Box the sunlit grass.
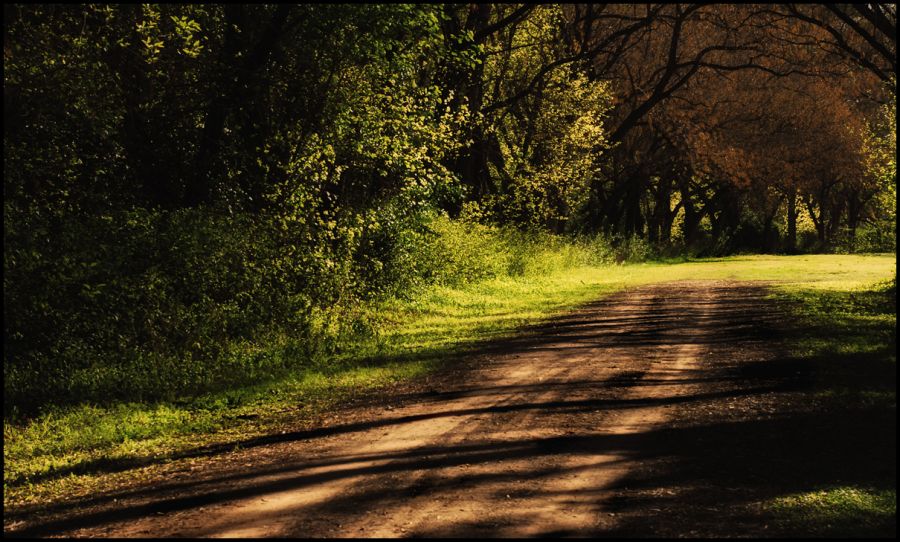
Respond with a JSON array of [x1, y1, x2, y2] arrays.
[[769, 487, 896, 536], [4, 253, 895, 508], [773, 276, 896, 408], [368, 254, 895, 357]]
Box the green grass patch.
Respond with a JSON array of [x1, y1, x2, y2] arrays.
[[770, 277, 896, 410], [4, 252, 896, 508], [769, 487, 896, 537]]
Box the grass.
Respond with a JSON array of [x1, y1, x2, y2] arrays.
[[769, 487, 896, 537], [3, 253, 896, 511], [758, 272, 896, 535]]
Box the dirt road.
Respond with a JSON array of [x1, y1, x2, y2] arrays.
[[7, 280, 892, 537]]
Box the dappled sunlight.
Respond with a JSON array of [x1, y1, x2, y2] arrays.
[[5, 257, 894, 509], [12, 279, 892, 537]]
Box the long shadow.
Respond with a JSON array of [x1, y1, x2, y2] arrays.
[[15, 281, 869, 537], [6, 357, 821, 537], [15, 396, 892, 539], [401, 407, 895, 538], [4, 379, 795, 522], [594, 406, 896, 537], [7, 283, 783, 490], [0, 371, 701, 489]]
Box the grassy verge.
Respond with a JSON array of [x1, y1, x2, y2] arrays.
[[761, 275, 896, 536], [4, 253, 895, 510]]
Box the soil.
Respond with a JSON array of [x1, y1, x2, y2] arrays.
[[5, 280, 895, 538]]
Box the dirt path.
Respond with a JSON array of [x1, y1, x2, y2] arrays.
[[10, 280, 884, 538]]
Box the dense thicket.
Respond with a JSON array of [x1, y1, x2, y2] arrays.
[[4, 4, 896, 415]]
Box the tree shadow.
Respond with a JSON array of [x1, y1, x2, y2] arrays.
[[6, 281, 893, 537], [9, 352, 893, 537], [6, 283, 783, 490]]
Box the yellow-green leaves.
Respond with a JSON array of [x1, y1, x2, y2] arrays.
[[136, 5, 164, 62], [171, 15, 203, 58]]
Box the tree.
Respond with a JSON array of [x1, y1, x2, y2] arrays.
[[781, 4, 896, 85]]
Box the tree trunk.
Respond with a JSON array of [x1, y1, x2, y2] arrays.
[[847, 189, 862, 250], [187, 5, 292, 208], [682, 190, 701, 246], [106, 5, 178, 207], [761, 195, 784, 253], [786, 190, 798, 253], [805, 198, 827, 248], [441, 4, 493, 209]]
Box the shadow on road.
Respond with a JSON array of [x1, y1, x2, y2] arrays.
[[5, 282, 896, 538]]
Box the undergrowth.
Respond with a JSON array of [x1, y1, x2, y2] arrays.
[[3, 232, 894, 510]]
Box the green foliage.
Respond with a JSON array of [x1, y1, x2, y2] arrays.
[[856, 99, 897, 253], [3, 3, 466, 417], [5, 206, 302, 413], [481, 5, 614, 230], [3, 208, 660, 418], [415, 215, 653, 285], [3, 2, 895, 425]]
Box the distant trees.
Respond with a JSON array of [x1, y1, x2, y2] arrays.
[[549, 3, 895, 251]]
